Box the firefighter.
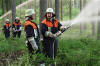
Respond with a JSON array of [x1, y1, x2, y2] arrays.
[[41, 8, 65, 60], [12, 17, 22, 38], [3, 19, 11, 38], [24, 9, 40, 57]]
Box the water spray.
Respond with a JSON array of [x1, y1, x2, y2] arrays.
[[59, 0, 100, 36], [61, 0, 100, 28]]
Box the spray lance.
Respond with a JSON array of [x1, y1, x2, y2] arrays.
[[61, 25, 71, 33], [55, 25, 72, 37]]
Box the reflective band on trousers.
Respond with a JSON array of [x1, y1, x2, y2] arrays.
[[48, 27, 51, 32], [34, 29, 38, 38]]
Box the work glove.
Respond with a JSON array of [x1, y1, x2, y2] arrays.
[[56, 31, 62, 37], [17, 29, 21, 31], [18, 27, 22, 31], [45, 31, 62, 38], [60, 26, 65, 31], [13, 28, 17, 32], [15, 30, 20, 32], [45, 31, 53, 37], [52, 31, 62, 38], [28, 37, 38, 50]]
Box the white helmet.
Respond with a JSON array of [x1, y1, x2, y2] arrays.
[[46, 8, 54, 13], [15, 17, 20, 20], [6, 19, 9, 22], [25, 9, 35, 16]]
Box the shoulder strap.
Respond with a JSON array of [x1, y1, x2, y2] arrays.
[[24, 21, 37, 29]]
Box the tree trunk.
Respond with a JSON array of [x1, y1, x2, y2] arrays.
[[11, 0, 16, 23], [80, 0, 83, 33], [97, 21, 100, 39], [40, 0, 47, 23], [83, 0, 87, 30], [91, 0, 96, 36], [5, 0, 9, 11], [1, 0, 5, 23], [20, 0, 22, 18], [1, 0, 5, 15], [97, 10, 100, 39], [92, 22, 96, 36], [7, 0, 11, 11], [48, 0, 52, 8], [61, 0, 63, 21], [69, 0, 72, 20], [55, 0, 59, 20], [74, 0, 78, 8], [5, 0, 11, 18], [83, 0, 86, 7], [5, 0, 11, 11], [34, 0, 36, 20]]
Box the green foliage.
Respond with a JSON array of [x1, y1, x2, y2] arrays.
[[56, 38, 100, 66], [0, 31, 26, 54], [9, 37, 100, 66], [0, 29, 100, 66], [0, 10, 2, 16], [0, 0, 99, 66], [62, 7, 80, 20], [0, 0, 27, 16], [72, 8, 80, 19]]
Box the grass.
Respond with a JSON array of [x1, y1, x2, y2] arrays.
[[57, 37, 100, 66], [0, 15, 100, 66], [0, 30, 27, 65], [0, 24, 100, 66], [6, 37, 99, 66], [0, 28, 100, 66], [0, 1, 100, 65]]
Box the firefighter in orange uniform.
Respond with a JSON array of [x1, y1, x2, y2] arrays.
[[24, 9, 40, 57], [12, 17, 22, 38], [3, 19, 11, 38], [41, 8, 65, 60]]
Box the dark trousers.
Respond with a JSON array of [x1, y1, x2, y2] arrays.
[[13, 31, 21, 38], [4, 30, 10, 38], [27, 41, 34, 54], [42, 39, 58, 59]]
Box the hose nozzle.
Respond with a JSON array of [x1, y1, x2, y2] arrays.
[[61, 25, 71, 33]]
